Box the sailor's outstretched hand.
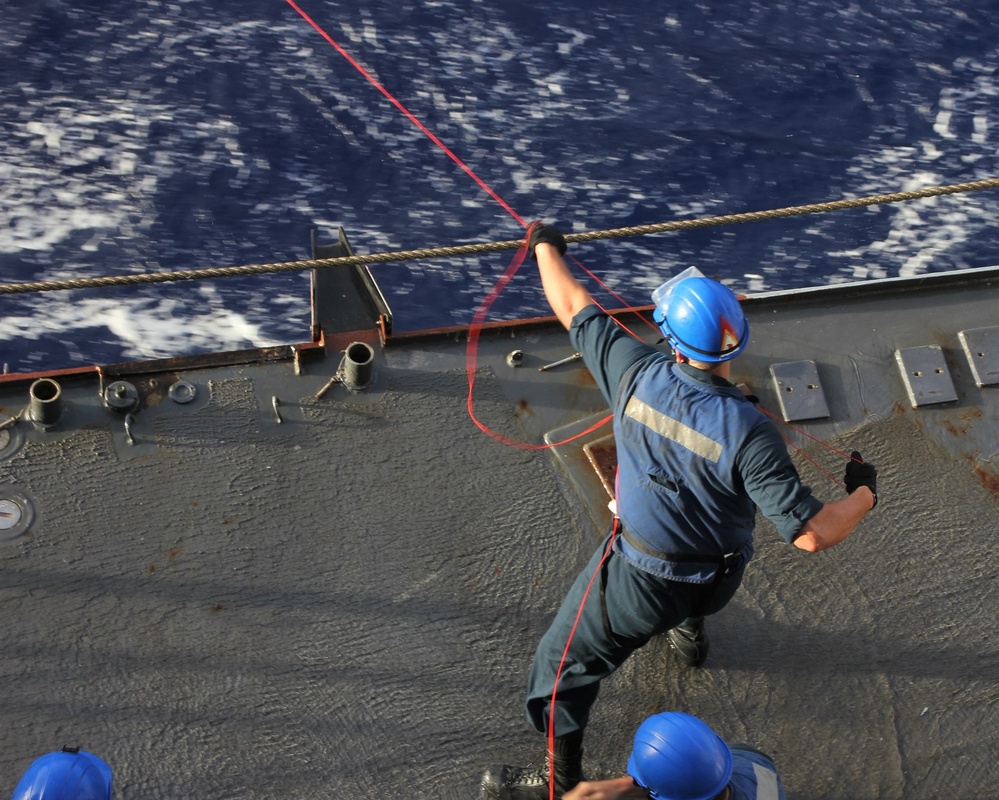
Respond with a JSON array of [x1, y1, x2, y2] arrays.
[[563, 777, 647, 800], [844, 450, 878, 507]]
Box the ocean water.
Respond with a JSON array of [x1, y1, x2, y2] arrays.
[[3, 1, 999, 372]]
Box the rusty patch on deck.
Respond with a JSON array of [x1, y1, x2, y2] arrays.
[[942, 406, 984, 437], [973, 462, 999, 496]]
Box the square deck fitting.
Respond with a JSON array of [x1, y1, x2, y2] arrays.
[[769, 360, 830, 421], [895, 345, 958, 407], [959, 326, 999, 387]]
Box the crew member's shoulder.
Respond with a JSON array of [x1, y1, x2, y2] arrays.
[[569, 303, 609, 328]]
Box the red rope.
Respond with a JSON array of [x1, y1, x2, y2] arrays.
[[464, 233, 612, 448], [284, 1, 858, 481], [279, 17, 856, 799], [284, 0, 525, 226], [755, 404, 868, 489], [545, 521, 619, 800], [284, 3, 616, 450], [567, 254, 661, 338]]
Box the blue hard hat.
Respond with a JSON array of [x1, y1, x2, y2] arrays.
[[652, 277, 749, 363], [10, 748, 112, 800], [626, 712, 733, 800]]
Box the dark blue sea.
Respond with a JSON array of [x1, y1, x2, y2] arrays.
[[3, 1, 999, 372]]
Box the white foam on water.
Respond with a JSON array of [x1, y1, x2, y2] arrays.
[[828, 49, 999, 281], [3, 3, 999, 368]]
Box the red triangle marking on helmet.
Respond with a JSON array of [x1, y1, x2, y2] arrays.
[[719, 317, 740, 352]]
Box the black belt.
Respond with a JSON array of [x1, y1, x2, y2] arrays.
[[597, 525, 744, 641], [620, 525, 743, 576]]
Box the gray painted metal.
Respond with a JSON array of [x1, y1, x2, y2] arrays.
[[959, 325, 999, 387], [769, 360, 831, 422], [896, 346, 959, 408], [0, 266, 998, 799]]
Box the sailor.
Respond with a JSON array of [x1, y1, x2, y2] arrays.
[[10, 746, 113, 800], [480, 224, 878, 799], [563, 711, 786, 800]]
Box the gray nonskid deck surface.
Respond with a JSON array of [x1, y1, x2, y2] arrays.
[[1, 311, 998, 798], [0, 365, 594, 799], [483, 412, 999, 800]]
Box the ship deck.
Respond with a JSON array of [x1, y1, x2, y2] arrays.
[[1, 263, 998, 799]]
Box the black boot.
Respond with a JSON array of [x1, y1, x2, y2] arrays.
[[481, 731, 584, 800], [667, 618, 710, 667]]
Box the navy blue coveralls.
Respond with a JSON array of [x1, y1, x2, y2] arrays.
[[525, 305, 823, 737], [727, 745, 787, 800]]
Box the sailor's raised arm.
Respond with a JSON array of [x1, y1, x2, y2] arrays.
[[528, 223, 595, 330]]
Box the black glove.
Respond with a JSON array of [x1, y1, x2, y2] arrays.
[[844, 450, 878, 507], [527, 222, 567, 259]]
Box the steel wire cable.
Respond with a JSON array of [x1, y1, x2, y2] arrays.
[[2, 177, 998, 296]]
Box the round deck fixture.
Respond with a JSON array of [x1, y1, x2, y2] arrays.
[[0, 426, 23, 463], [0, 499, 22, 529], [104, 380, 139, 412], [0, 489, 35, 544], [169, 380, 197, 404]]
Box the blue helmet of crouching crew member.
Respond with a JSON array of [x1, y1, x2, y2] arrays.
[[627, 712, 733, 800], [653, 275, 749, 363], [10, 747, 113, 800]]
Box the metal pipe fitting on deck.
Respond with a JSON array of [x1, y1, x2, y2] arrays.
[[315, 341, 377, 400], [342, 342, 374, 391], [28, 378, 63, 429]]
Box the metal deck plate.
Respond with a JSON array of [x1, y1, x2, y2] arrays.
[[769, 360, 831, 421], [959, 326, 999, 387], [895, 345, 958, 406]]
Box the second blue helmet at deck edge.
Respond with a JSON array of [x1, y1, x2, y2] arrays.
[[10, 749, 112, 800], [627, 712, 733, 800]]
